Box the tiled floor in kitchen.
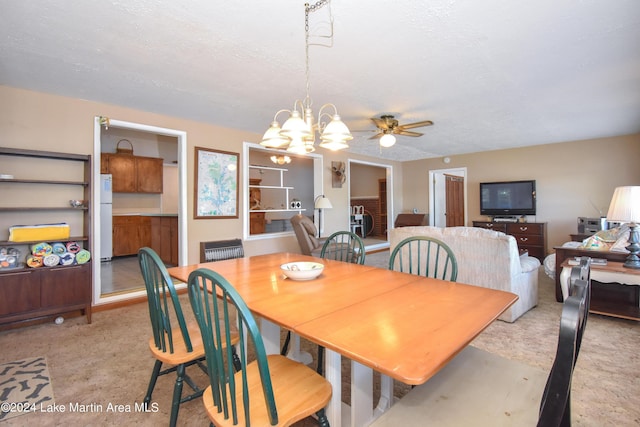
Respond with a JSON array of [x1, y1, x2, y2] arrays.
[[100, 255, 179, 295], [100, 256, 145, 295]]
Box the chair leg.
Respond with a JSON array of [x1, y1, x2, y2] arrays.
[[144, 359, 163, 408], [316, 346, 325, 376], [170, 364, 186, 427], [316, 408, 330, 427], [231, 345, 242, 372], [281, 331, 291, 356]]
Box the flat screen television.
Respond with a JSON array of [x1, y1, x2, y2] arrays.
[[480, 180, 536, 216]]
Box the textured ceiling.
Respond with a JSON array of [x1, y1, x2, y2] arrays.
[[1, 0, 639, 161]]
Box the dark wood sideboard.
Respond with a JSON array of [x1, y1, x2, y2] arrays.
[[472, 221, 547, 262]]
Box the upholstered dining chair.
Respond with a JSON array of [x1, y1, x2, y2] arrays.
[[187, 268, 332, 426], [138, 247, 240, 427], [371, 259, 592, 427], [389, 236, 458, 281]]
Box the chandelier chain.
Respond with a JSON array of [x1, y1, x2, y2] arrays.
[[304, 0, 329, 108]]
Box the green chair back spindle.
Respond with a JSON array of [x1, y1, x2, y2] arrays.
[[389, 236, 458, 281], [139, 247, 193, 354], [320, 230, 366, 264]]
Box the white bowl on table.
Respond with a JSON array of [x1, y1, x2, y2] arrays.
[[280, 261, 324, 281]]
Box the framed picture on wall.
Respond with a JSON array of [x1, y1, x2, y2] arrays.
[[194, 147, 239, 219]]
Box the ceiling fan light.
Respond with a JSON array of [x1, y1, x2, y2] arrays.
[[261, 121, 290, 148], [380, 133, 396, 148], [280, 110, 312, 139]]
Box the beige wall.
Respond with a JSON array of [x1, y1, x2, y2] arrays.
[[402, 135, 640, 251], [350, 162, 386, 198], [0, 85, 403, 262]]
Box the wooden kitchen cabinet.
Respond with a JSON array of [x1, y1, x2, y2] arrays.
[[150, 216, 178, 265], [101, 153, 163, 193], [112, 215, 151, 257]]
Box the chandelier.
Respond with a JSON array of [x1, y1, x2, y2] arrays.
[[260, 0, 353, 154]]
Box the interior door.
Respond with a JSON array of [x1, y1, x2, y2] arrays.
[[445, 174, 464, 227]]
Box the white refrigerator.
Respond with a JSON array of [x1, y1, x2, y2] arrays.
[[100, 174, 113, 261]]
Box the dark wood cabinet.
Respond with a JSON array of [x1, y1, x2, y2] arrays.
[[0, 270, 40, 316], [0, 147, 92, 326], [473, 221, 547, 262], [250, 212, 266, 235], [101, 153, 163, 193]]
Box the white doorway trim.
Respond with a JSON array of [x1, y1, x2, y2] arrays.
[[347, 158, 393, 251], [92, 117, 188, 306], [428, 167, 468, 227]]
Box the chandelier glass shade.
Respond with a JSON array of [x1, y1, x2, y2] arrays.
[[261, 0, 352, 153]]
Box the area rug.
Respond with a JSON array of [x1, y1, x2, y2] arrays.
[[0, 357, 54, 422]]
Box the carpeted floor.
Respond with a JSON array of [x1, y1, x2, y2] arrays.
[[0, 251, 638, 426]]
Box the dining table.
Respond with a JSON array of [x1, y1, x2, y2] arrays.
[[167, 252, 517, 427]]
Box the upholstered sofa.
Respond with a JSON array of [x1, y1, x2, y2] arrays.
[[390, 226, 541, 322]]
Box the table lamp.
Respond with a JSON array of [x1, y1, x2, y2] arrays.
[[314, 195, 332, 238], [606, 186, 640, 269]]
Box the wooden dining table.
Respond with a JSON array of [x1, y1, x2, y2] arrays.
[[168, 252, 517, 427]]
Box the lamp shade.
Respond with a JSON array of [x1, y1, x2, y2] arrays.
[[315, 195, 332, 209], [606, 186, 640, 222]]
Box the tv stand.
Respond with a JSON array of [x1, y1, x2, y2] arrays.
[[473, 221, 547, 262]]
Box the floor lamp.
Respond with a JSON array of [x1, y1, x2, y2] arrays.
[[314, 195, 332, 238], [606, 186, 640, 269]]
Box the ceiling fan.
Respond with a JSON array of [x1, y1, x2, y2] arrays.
[[367, 115, 434, 147]]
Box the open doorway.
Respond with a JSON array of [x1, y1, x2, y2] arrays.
[[348, 159, 392, 252], [92, 118, 187, 307], [429, 167, 467, 227]]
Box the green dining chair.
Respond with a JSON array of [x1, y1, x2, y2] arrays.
[[320, 230, 366, 265], [138, 247, 240, 427], [389, 236, 458, 281], [187, 268, 332, 426]]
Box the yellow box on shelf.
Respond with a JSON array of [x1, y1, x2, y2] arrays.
[[8, 223, 70, 242]]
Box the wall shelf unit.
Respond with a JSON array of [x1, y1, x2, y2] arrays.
[[0, 147, 92, 327]]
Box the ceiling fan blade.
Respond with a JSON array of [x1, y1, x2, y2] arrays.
[[371, 117, 390, 130], [368, 132, 384, 140], [397, 120, 434, 130], [395, 130, 423, 137]]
